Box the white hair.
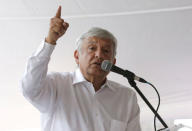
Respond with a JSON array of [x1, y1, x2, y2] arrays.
[[76, 27, 117, 57]]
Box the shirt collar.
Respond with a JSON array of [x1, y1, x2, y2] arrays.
[[72, 68, 87, 85], [72, 68, 116, 92], [101, 79, 116, 92]]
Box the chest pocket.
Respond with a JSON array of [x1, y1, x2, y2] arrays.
[[110, 119, 127, 131]]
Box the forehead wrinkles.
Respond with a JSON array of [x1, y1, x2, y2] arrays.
[[86, 37, 112, 46]]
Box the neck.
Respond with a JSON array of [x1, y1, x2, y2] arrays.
[[84, 73, 106, 92], [90, 76, 106, 91]]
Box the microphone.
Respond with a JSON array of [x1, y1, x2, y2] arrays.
[[101, 60, 147, 83]]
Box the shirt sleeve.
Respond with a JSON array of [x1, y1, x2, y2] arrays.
[[20, 40, 57, 113], [126, 92, 141, 131]]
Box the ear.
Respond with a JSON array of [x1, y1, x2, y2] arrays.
[[112, 58, 116, 65], [74, 50, 79, 65]]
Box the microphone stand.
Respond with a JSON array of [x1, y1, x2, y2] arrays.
[[123, 70, 168, 130]]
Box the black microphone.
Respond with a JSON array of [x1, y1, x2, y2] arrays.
[[101, 60, 147, 83]]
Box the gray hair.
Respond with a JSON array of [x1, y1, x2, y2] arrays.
[[76, 27, 117, 57]]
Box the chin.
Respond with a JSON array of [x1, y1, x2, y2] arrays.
[[88, 69, 107, 76]]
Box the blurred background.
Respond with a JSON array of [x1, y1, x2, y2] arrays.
[[0, 0, 192, 130]]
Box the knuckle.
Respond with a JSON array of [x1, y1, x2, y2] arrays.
[[58, 19, 64, 23], [60, 18, 64, 22]]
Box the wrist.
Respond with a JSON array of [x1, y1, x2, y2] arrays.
[[45, 37, 57, 45]]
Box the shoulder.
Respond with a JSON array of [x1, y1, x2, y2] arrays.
[[47, 71, 73, 81], [46, 71, 75, 91]]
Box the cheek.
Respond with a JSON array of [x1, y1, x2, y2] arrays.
[[104, 54, 113, 60], [79, 50, 95, 63], [79, 53, 91, 64], [84, 51, 94, 58]]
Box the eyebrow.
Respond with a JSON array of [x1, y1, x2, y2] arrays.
[[87, 41, 97, 44]]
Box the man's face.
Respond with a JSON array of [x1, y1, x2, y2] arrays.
[[74, 36, 116, 79]]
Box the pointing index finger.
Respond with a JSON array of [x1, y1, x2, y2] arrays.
[[55, 6, 61, 18]]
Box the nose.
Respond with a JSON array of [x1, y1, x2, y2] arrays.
[[95, 48, 103, 59]]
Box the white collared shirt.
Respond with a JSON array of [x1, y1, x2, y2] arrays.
[[20, 41, 141, 131]]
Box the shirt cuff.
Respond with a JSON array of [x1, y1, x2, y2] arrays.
[[33, 40, 56, 58]]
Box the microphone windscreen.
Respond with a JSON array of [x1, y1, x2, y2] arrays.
[[101, 60, 113, 72]]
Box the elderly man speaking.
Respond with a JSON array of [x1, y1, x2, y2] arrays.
[[20, 6, 141, 131]]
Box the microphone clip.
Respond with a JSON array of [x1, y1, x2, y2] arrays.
[[123, 70, 135, 81]]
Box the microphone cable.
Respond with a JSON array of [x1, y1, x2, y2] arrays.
[[146, 82, 168, 131], [146, 82, 161, 131]]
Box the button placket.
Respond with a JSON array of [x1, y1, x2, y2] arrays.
[[92, 95, 101, 131], [94, 96, 107, 131]]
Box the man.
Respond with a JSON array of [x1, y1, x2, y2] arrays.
[[20, 6, 141, 131]]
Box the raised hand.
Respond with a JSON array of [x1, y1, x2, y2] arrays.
[[46, 6, 69, 45]]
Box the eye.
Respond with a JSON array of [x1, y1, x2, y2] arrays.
[[88, 46, 96, 51], [103, 49, 110, 53]]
